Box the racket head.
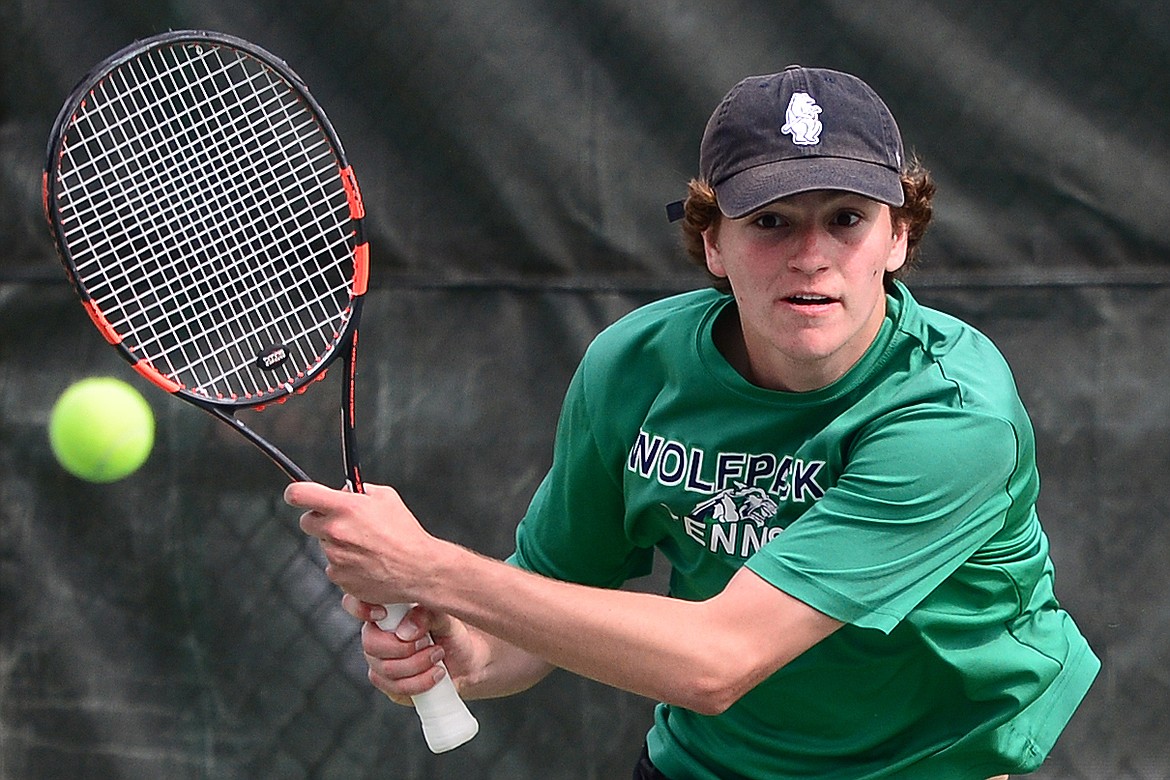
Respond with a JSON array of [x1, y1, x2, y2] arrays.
[[43, 30, 369, 410]]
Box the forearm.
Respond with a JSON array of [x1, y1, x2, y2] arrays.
[[418, 543, 837, 714], [459, 624, 555, 701]]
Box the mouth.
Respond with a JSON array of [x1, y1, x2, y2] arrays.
[[783, 293, 838, 307]]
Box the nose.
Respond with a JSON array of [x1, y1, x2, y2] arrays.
[[787, 225, 831, 274]]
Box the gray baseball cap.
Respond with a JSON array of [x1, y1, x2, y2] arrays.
[[684, 65, 905, 219]]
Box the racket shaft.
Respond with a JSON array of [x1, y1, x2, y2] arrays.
[[377, 603, 480, 753]]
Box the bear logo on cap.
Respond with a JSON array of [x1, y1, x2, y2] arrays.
[[781, 92, 822, 146]]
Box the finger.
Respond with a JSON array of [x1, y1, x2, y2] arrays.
[[368, 653, 448, 700], [362, 620, 448, 697], [361, 618, 426, 659], [298, 509, 326, 538], [341, 593, 388, 623], [390, 605, 434, 642], [366, 634, 445, 673]]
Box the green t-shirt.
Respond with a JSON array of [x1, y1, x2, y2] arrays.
[[511, 282, 1099, 779]]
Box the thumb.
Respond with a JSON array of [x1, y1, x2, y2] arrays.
[[384, 604, 457, 644]]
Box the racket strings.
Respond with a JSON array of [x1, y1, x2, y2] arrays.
[[54, 40, 356, 400], [127, 48, 347, 392], [64, 48, 348, 397], [118, 47, 348, 392]]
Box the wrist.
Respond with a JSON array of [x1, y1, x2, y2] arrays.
[[408, 536, 472, 609]]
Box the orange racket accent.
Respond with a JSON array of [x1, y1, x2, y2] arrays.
[[41, 171, 50, 224], [131, 359, 183, 394], [353, 243, 370, 295], [341, 165, 365, 219], [347, 330, 360, 415], [81, 300, 123, 345]]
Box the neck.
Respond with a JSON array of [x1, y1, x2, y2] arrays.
[[712, 298, 887, 393]]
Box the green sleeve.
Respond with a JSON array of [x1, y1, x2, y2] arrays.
[[509, 359, 654, 587], [746, 406, 1026, 632]]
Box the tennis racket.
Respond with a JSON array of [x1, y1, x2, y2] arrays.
[[42, 29, 478, 754]]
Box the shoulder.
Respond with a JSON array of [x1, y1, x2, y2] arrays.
[[889, 283, 1024, 414], [557, 288, 728, 461], [868, 285, 1038, 489], [579, 287, 727, 381], [590, 288, 725, 348]]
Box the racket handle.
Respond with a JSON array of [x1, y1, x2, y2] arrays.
[[375, 602, 480, 753]]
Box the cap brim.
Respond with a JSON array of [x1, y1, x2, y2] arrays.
[[714, 157, 905, 218]]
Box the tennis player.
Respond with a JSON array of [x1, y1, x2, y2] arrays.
[[290, 65, 1099, 779]]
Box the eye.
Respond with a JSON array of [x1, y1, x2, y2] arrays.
[[753, 212, 787, 229], [831, 210, 863, 228]]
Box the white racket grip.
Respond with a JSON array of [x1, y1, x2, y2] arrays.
[[375, 602, 479, 753]]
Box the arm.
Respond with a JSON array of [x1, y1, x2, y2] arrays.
[[291, 483, 842, 715], [433, 548, 840, 714]]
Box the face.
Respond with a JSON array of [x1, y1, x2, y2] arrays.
[[703, 190, 908, 392]]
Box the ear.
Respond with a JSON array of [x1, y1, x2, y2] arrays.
[[885, 218, 909, 275], [703, 228, 728, 279]]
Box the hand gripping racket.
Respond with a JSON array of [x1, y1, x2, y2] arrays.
[[42, 30, 479, 753]]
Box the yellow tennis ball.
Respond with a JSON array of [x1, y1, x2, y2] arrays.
[[49, 377, 155, 483]]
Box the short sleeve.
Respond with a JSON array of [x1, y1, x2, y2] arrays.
[[745, 406, 1023, 633], [509, 360, 655, 587]]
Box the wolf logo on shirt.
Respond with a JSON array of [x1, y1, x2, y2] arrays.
[[661, 486, 786, 558], [692, 483, 778, 526]]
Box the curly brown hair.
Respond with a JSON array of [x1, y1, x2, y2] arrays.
[[680, 161, 936, 293]]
